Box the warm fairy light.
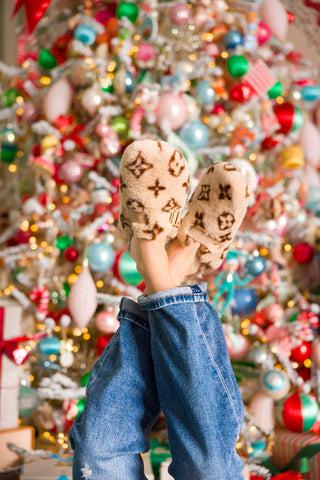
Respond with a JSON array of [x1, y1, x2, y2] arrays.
[[73, 346, 79, 352], [30, 224, 39, 232], [292, 362, 299, 369], [62, 196, 70, 203], [189, 53, 197, 61], [43, 431, 50, 438], [107, 61, 117, 72], [58, 433, 64, 438], [250, 425, 257, 431], [8, 164, 17, 172], [40, 76, 51, 85], [276, 96, 284, 104], [259, 248, 268, 256], [202, 116, 210, 124], [16, 108, 24, 116], [17, 150, 24, 158], [271, 346, 278, 353], [40, 241, 48, 247], [106, 196, 112, 203], [284, 243, 292, 252], [74, 265, 82, 274], [58, 438, 64, 445], [202, 32, 214, 42], [241, 319, 250, 328], [16, 96, 24, 104], [20, 220, 29, 231], [29, 375, 35, 382], [134, 34, 141, 41], [83, 333, 91, 340], [48, 203, 56, 211], [54, 326, 61, 332], [68, 273, 78, 284], [49, 436, 55, 442], [62, 443, 69, 450], [29, 236, 36, 243], [37, 253, 44, 259], [221, 51, 229, 59], [38, 323, 46, 330], [287, 300, 294, 308], [73, 328, 82, 337], [247, 447, 253, 454], [304, 359, 312, 368], [108, 216, 115, 223], [135, 97, 142, 105], [25, 345, 32, 352], [49, 355, 57, 361], [22, 61, 30, 68], [96, 280, 104, 288], [30, 244, 38, 250], [60, 184, 68, 193], [242, 328, 249, 335], [249, 153, 256, 161], [47, 246, 54, 253]]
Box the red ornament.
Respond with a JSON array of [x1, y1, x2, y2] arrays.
[[12, 0, 53, 33], [292, 243, 314, 264], [274, 102, 295, 134], [229, 84, 254, 103], [271, 473, 304, 480], [296, 365, 311, 381], [63, 246, 79, 262], [212, 104, 225, 114], [290, 341, 312, 364], [287, 11, 295, 23], [261, 136, 279, 150], [96, 334, 114, 356]]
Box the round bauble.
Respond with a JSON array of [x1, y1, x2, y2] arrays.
[[156, 93, 188, 131], [95, 310, 119, 334], [260, 369, 290, 400], [195, 80, 215, 105], [87, 242, 115, 272], [169, 2, 191, 25], [277, 392, 319, 432], [290, 341, 312, 364], [179, 121, 209, 150]]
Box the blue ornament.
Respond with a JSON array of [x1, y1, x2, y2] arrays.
[[231, 288, 258, 316], [224, 30, 243, 49], [305, 186, 320, 214], [39, 336, 61, 356], [124, 71, 135, 93], [195, 80, 215, 106], [301, 85, 320, 102], [249, 439, 268, 458], [246, 256, 266, 276], [179, 121, 209, 150], [74, 25, 97, 46], [87, 242, 115, 272], [57, 476, 70, 480]]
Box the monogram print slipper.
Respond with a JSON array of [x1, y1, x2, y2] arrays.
[[119, 139, 190, 248], [177, 161, 250, 269]]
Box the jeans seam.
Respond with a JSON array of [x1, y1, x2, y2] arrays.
[[118, 313, 150, 332], [196, 315, 241, 428], [140, 293, 208, 310]]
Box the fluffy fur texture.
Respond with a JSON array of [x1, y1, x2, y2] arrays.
[[177, 161, 250, 269], [119, 139, 190, 247]]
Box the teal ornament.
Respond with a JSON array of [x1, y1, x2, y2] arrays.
[[231, 288, 258, 316], [118, 251, 143, 286], [305, 186, 320, 213], [224, 30, 243, 49], [39, 336, 61, 356], [261, 369, 290, 400], [246, 256, 266, 276], [74, 25, 97, 46], [19, 385, 41, 417], [179, 121, 209, 150], [87, 242, 115, 272], [116, 2, 139, 23], [141, 16, 158, 41], [124, 70, 134, 93], [301, 85, 320, 102], [57, 477, 70, 480], [249, 439, 268, 458], [195, 80, 215, 105]]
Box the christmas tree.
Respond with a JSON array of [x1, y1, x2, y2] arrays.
[[1, 0, 320, 477]]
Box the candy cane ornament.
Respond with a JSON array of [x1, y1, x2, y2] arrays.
[[30, 285, 50, 320]]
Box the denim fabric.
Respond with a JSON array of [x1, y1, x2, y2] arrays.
[[69, 283, 244, 480]]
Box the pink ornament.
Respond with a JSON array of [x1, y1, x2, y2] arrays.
[[228, 332, 250, 360], [137, 42, 156, 62], [95, 310, 119, 334], [169, 2, 191, 25], [261, 0, 288, 42], [312, 338, 320, 368], [22, 103, 40, 122], [43, 78, 73, 124], [193, 6, 208, 29], [204, 43, 220, 58], [95, 122, 111, 138], [265, 303, 284, 323], [59, 160, 84, 183], [257, 21, 271, 46], [68, 266, 97, 328], [259, 212, 289, 236], [156, 93, 188, 130], [298, 117, 320, 168], [100, 132, 121, 156], [249, 391, 275, 431]]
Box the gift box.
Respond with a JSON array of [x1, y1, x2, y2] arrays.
[[0, 300, 23, 430], [20, 455, 73, 480], [0, 426, 34, 471], [271, 430, 320, 480]]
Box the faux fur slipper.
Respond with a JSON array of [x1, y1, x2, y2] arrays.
[[119, 139, 190, 247], [177, 161, 250, 269]]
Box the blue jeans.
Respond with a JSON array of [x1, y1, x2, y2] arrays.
[[69, 283, 244, 480]]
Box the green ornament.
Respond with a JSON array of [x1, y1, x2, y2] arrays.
[[1, 147, 17, 163], [227, 55, 249, 77], [119, 251, 143, 286], [76, 398, 86, 417], [63, 281, 70, 298], [56, 236, 73, 251], [116, 2, 139, 23], [81, 372, 91, 387], [1, 88, 21, 108], [289, 313, 298, 322], [38, 49, 57, 69], [268, 81, 283, 99], [110, 116, 130, 139], [292, 106, 304, 132]]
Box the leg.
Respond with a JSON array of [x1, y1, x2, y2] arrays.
[[69, 298, 161, 480]]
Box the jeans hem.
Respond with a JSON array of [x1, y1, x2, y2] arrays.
[[138, 282, 208, 311]]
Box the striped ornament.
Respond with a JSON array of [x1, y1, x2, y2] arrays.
[[277, 392, 319, 433]]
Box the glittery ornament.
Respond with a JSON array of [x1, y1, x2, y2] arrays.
[[169, 2, 192, 25]]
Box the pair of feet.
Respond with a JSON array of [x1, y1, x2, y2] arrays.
[[119, 139, 250, 295]]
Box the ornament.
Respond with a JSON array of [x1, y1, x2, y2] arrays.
[[68, 266, 97, 328], [21, 103, 40, 122], [63, 246, 79, 262], [257, 21, 271, 45], [69, 61, 93, 87], [280, 145, 304, 169], [224, 30, 243, 49], [59, 350, 74, 368], [274, 103, 304, 135], [30, 286, 50, 320], [1, 88, 21, 107], [290, 341, 312, 363], [39, 336, 61, 356], [179, 121, 209, 150], [292, 243, 314, 264], [73, 25, 97, 46], [43, 78, 73, 124], [231, 288, 259, 316], [141, 16, 158, 41], [100, 132, 121, 157], [249, 391, 275, 430], [96, 334, 113, 355], [56, 236, 73, 251], [95, 122, 111, 138], [116, 2, 139, 23], [113, 68, 135, 94], [169, 2, 192, 25], [227, 55, 249, 77], [38, 49, 57, 69], [272, 474, 304, 480], [301, 85, 320, 102], [246, 256, 266, 276], [268, 81, 283, 99], [0, 128, 18, 163], [228, 332, 250, 360], [113, 250, 143, 287], [95, 310, 119, 334], [156, 93, 188, 131], [260, 369, 290, 400], [81, 86, 102, 116], [247, 345, 268, 365], [137, 42, 156, 63], [110, 116, 130, 140], [261, 0, 288, 42], [298, 117, 320, 166], [195, 80, 215, 106], [265, 303, 284, 323], [312, 338, 320, 368], [87, 242, 115, 273], [277, 392, 319, 432], [13, 0, 53, 33], [59, 160, 84, 183], [81, 372, 91, 387], [229, 84, 254, 103]]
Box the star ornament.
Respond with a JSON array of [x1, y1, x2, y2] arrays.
[[12, 0, 52, 33]]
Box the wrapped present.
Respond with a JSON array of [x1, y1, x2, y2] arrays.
[[271, 430, 320, 480], [0, 300, 23, 430], [20, 455, 73, 480], [149, 438, 171, 476], [0, 426, 34, 471]]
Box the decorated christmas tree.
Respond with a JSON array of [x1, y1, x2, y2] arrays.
[[1, 0, 320, 477]]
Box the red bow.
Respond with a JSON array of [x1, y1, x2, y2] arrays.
[[12, 0, 52, 33], [0, 332, 47, 366]]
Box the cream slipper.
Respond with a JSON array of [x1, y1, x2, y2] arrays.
[[177, 161, 250, 269], [119, 139, 190, 248]]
